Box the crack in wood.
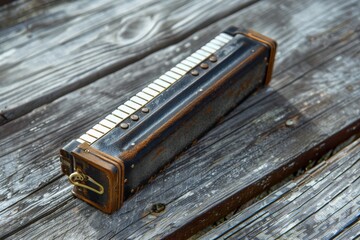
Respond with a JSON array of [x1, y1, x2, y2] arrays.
[[0, 0, 359, 238], [0, 0, 259, 126]]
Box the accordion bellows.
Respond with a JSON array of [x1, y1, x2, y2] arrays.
[[60, 26, 277, 213]]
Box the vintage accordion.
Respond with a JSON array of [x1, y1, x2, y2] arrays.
[[60, 26, 277, 213]]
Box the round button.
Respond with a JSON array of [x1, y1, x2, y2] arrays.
[[141, 107, 149, 113], [191, 70, 199, 76], [120, 123, 129, 129], [209, 55, 217, 62], [200, 63, 209, 69], [130, 115, 139, 121]]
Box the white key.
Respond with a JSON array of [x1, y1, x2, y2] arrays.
[[165, 71, 181, 80], [87, 129, 103, 139], [93, 124, 111, 134], [160, 75, 176, 84], [219, 33, 232, 41], [99, 119, 117, 128], [186, 56, 200, 64], [215, 35, 228, 44], [80, 134, 97, 144], [191, 52, 206, 61], [106, 114, 122, 124], [211, 38, 225, 46], [154, 79, 171, 88], [137, 91, 153, 101], [118, 105, 136, 114], [196, 49, 211, 57], [125, 100, 142, 110], [171, 67, 186, 75], [202, 45, 216, 53], [216, 35, 231, 43], [209, 40, 222, 48], [148, 83, 165, 92], [181, 59, 197, 68], [200, 47, 213, 55], [131, 96, 147, 105], [143, 87, 159, 97], [77, 138, 85, 144], [112, 109, 129, 119], [176, 63, 191, 72], [205, 43, 219, 51], [207, 42, 221, 50]]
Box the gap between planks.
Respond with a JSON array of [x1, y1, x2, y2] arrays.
[[0, 0, 359, 238], [0, 0, 259, 125], [6, 28, 360, 240], [199, 138, 360, 240]]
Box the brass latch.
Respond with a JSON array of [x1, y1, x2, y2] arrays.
[[69, 171, 104, 195]]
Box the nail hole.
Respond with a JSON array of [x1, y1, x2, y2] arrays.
[[285, 119, 295, 127], [151, 203, 166, 214]]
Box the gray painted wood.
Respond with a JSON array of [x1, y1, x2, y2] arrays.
[[8, 45, 360, 239], [0, 0, 359, 239], [200, 139, 360, 240], [0, 0, 256, 124], [1, 0, 358, 215], [0, 0, 59, 29]]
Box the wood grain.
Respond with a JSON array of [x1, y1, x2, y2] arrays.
[[0, 0, 359, 238], [0, 0, 61, 29], [0, 0, 257, 124], [200, 138, 360, 240], [1, 0, 357, 213], [8, 42, 360, 239]]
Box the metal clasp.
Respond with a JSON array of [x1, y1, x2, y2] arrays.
[[69, 171, 104, 195]]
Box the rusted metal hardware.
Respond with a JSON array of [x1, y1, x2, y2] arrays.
[[69, 171, 104, 195], [60, 26, 277, 213]]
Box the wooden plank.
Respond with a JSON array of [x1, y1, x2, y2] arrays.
[[0, 1, 17, 8], [8, 45, 360, 239], [0, 0, 357, 213], [0, 0, 257, 124], [0, 0, 359, 238], [334, 220, 360, 240], [0, 0, 60, 30], [200, 139, 360, 240], [123, 47, 360, 239]]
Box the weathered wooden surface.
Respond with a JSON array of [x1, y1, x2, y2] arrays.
[[200, 138, 360, 240], [0, 0, 256, 124], [0, 0, 359, 239]]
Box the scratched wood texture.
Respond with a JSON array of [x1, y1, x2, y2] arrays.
[[0, 0, 359, 239], [200, 138, 360, 240], [0, 0, 256, 124]]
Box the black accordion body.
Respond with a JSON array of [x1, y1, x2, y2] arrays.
[[60, 26, 277, 213]]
